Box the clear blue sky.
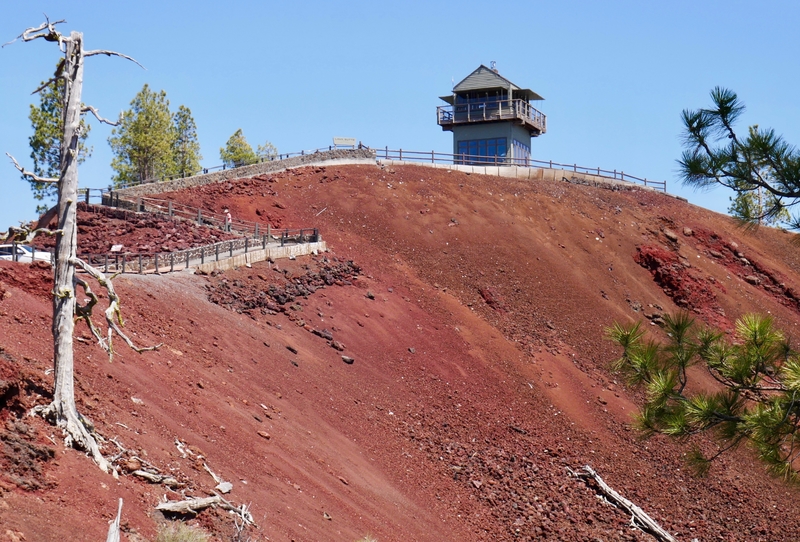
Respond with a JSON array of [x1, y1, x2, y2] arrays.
[[2, 1, 800, 227]]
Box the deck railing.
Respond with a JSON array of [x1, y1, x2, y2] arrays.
[[437, 99, 547, 134]]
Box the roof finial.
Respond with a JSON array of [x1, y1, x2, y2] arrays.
[[490, 60, 497, 73]]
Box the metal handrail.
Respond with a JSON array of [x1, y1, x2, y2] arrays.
[[77, 142, 664, 196], [78, 228, 320, 275], [109, 144, 364, 191], [371, 147, 666, 191]]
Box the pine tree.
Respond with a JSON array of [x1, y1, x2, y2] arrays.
[[608, 312, 800, 482], [220, 128, 257, 168], [679, 87, 800, 228], [257, 141, 278, 161], [171, 105, 202, 178], [27, 66, 91, 209], [108, 84, 175, 186]]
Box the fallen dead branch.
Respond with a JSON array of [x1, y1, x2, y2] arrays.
[[105, 498, 122, 542], [569, 465, 677, 542], [132, 470, 181, 488], [156, 495, 221, 515], [156, 494, 256, 527]]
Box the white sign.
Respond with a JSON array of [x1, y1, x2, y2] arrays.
[[333, 137, 357, 148]]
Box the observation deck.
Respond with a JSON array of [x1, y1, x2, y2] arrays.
[[437, 98, 546, 137]]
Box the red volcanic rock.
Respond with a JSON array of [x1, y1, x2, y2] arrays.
[[3, 164, 800, 541]]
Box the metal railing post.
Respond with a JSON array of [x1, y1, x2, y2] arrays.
[[215, 244, 219, 261], [168, 201, 173, 217], [170, 253, 174, 272], [229, 241, 233, 257], [254, 223, 259, 238], [245, 238, 248, 253], [138, 254, 143, 274], [155, 254, 159, 273]]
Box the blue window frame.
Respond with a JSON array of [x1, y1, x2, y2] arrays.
[[457, 137, 507, 164], [512, 139, 531, 166]]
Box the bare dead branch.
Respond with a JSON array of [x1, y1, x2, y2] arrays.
[[215, 493, 256, 527], [156, 496, 222, 515], [155, 495, 256, 526], [4, 224, 60, 245], [105, 498, 123, 542], [132, 470, 181, 488], [81, 105, 118, 125], [569, 466, 677, 542], [74, 276, 107, 348], [70, 256, 162, 360], [31, 75, 63, 96], [3, 16, 68, 50], [6, 153, 58, 184], [84, 50, 145, 70]]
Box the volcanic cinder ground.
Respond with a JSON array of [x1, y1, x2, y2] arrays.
[[2, 163, 800, 541]]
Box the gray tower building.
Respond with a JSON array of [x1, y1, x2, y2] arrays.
[[437, 64, 546, 165]]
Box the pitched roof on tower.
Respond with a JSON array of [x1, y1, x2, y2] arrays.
[[439, 65, 544, 104]]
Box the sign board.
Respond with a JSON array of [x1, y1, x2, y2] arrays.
[[333, 137, 357, 148]]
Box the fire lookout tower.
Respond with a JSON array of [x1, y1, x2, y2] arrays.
[[437, 63, 546, 165]]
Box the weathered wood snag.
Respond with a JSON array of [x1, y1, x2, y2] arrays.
[[570, 465, 678, 542], [4, 17, 155, 472]]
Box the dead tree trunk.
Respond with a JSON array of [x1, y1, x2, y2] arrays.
[[39, 31, 109, 470], [24, 31, 101, 469], [6, 18, 148, 472]]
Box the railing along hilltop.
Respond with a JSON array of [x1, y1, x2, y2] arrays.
[[372, 147, 666, 191]]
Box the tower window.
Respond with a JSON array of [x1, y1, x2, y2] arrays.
[[457, 138, 507, 164], [512, 139, 531, 165]]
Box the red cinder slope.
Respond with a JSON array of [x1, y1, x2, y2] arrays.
[[1, 164, 800, 541]]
